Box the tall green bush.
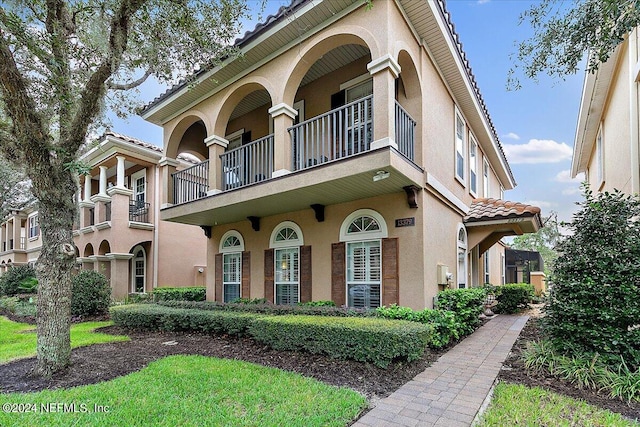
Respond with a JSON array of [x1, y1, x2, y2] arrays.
[[71, 271, 111, 316], [435, 288, 487, 335], [153, 286, 206, 302], [0, 264, 36, 296], [545, 188, 640, 370], [494, 283, 534, 314]]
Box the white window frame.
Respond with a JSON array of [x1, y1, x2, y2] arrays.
[[501, 253, 506, 285], [596, 124, 604, 188], [457, 224, 468, 289], [469, 134, 478, 196], [225, 128, 244, 152], [131, 245, 146, 293], [455, 108, 466, 185], [28, 214, 39, 240], [220, 230, 244, 303], [483, 158, 490, 198], [130, 169, 147, 205], [340, 209, 388, 309], [270, 221, 303, 305], [484, 251, 490, 284]]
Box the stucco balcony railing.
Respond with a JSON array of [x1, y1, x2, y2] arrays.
[[220, 134, 274, 191], [288, 95, 373, 171], [173, 160, 209, 205]]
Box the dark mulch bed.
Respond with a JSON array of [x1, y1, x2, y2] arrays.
[[0, 323, 446, 400], [499, 316, 640, 421]]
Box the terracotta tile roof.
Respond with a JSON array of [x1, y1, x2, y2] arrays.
[[464, 198, 541, 224], [102, 131, 199, 164]]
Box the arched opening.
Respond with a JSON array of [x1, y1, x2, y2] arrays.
[[130, 244, 147, 293], [215, 83, 274, 191], [83, 243, 94, 257], [396, 50, 422, 163], [457, 224, 468, 289], [98, 240, 111, 256], [286, 37, 373, 171], [340, 209, 387, 309], [269, 221, 304, 305]]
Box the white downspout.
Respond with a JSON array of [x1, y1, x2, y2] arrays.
[[630, 28, 640, 194], [153, 165, 160, 288]]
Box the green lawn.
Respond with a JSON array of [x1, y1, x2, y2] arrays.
[[478, 382, 640, 427], [0, 355, 367, 427], [0, 316, 129, 364]]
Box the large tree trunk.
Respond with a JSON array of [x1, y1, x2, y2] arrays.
[[33, 167, 78, 377]]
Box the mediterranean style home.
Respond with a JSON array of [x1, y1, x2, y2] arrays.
[[0, 132, 207, 299], [573, 27, 640, 194], [140, 0, 542, 309]]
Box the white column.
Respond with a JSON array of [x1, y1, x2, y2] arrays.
[[368, 54, 401, 150], [99, 166, 108, 196], [83, 175, 92, 201], [116, 156, 126, 189], [269, 103, 297, 178]]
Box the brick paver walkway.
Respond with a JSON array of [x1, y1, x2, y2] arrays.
[[353, 315, 529, 427]]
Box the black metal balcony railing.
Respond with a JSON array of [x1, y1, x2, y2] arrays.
[[173, 160, 209, 205], [288, 95, 373, 172], [395, 101, 416, 161], [9, 238, 14, 250], [1, 241, 5, 252], [220, 134, 274, 191], [105, 201, 112, 222], [130, 200, 150, 223], [89, 207, 95, 226]]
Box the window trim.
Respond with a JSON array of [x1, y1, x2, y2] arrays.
[[339, 209, 388, 242], [28, 214, 39, 240], [484, 251, 490, 284], [131, 245, 146, 293], [483, 158, 490, 198], [346, 239, 382, 309], [457, 223, 468, 289], [219, 230, 245, 253], [454, 107, 466, 186], [269, 221, 304, 249], [222, 252, 242, 303], [274, 246, 300, 305], [130, 169, 147, 204], [469, 133, 478, 197]]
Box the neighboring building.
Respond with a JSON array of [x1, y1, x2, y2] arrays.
[[573, 27, 640, 193], [0, 206, 41, 274], [1, 132, 207, 299], [504, 248, 544, 285], [141, 0, 542, 309]]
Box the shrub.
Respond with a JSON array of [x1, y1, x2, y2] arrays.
[[247, 315, 432, 368], [545, 188, 640, 370], [18, 277, 38, 294], [0, 265, 36, 296], [153, 286, 206, 302], [435, 288, 487, 335], [297, 300, 336, 307], [375, 305, 460, 348], [110, 304, 260, 335], [494, 283, 534, 314], [71, 271, 111, 316], [232, 297, 268, 304], [157, 300, 374, 318]]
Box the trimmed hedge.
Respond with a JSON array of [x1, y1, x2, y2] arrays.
[[375, 305, 460, 349], [248, 315, 432, 368], [110, 304, 432, 368], [435, 288, 487, 335], [152, 286, 206, 302], [157, 300, 373, 317], [494, 283, 534, 314], [110, 304, 260, 335]]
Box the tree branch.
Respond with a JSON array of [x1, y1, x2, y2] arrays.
[[106, 67, 153, 90], [0, 29, 50, 161], [62, 0, 148, 155]]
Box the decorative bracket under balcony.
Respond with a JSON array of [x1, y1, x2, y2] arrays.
[[200, 226, 212, 239], [310, 204, 325, 222], [247, 216, 260, 232], [403, 185, 420, 209]]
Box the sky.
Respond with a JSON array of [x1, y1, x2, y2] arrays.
[[109, 0, 586, 225]]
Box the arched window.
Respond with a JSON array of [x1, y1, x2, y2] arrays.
[[131, 245, 146, 293], [340, 209, 387, 309], [270, 221, 303, 305], [457, 224, 467, 289], [219, 230, 244, 303]]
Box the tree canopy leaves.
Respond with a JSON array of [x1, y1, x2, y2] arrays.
[[510, 0, 640, 89]]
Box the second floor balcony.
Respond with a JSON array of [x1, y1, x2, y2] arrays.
[[171, 97, 416, 206]]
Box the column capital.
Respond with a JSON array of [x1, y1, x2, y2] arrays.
[[367, 54, 401, 78], [159, 156, 180, 167], [268, 103, 298, 119], [204, 135, 229, 148]]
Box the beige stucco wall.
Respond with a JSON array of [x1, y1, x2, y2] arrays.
[[206, 191, 427, 309], [156, 220, 207, 287]]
